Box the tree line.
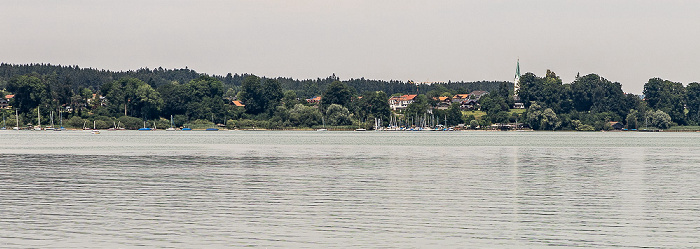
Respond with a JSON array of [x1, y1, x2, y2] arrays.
[[479, 70, 698, 130], [0, 63, 504, 129], [3, 63, 696, 131]]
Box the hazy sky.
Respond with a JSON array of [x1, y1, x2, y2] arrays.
[[2, 0, 699, 94]]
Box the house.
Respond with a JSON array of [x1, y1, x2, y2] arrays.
[[469, 91, 489, 100], [447, 94, 473, 109], [0, 94, 12, 109], [389, 94, 417, 110], [433, 96, 452, 109], [462, 99, 479, 109], [232, 100, 245, 107], [452, 94, 470, 102], [609, 121, 624, 130], [306, 96, 321, 104]]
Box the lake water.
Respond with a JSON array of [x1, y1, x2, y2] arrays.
[[1, 130, 699, 248]]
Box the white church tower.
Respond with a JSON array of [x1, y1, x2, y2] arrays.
[[514, 59, 521, 96], [513, 59, 525, 108]]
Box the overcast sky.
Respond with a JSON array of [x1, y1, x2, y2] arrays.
[[2, 0, 699, 94]]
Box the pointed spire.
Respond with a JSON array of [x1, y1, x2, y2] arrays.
[[514, 59, 521, 81]]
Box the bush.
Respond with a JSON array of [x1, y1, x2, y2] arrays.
[[154, 119, 170, 129], [94, 120, 110, 129], [469, 119, 479, 129], [118, 116, 144, 130], [226, 119, 237, 129], [187, 119, 214, 129], [66, 116, 85, 128], [577, 124, 595, 131]]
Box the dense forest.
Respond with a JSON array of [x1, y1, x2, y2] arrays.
[[2, 63, 697, 131], [0, 63, 507, 129]]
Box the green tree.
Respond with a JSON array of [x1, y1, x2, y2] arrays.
[[6, 75, 50, 113], [356, 91, 391, 125], [517, 70, 569, 113], [479, 93, 509, 116], [645, 109, 673, 129], [686, 82, 700, 124], [134, 84, 163, 119], [184, 76, 225, 120], [288, 104, 321, 127], [526, 102, 560, 130], [281, 90, 302, 109], [321, 81, 353, 110], [626, 109, 639, 130], [643, 78, 686, 125], [326, 104, 351, 126], [446, 103, 464, 126], [570, 74, 626, 117], [238, 75, 265, 115], [101, 78, 144, 117], [262, 78, 283, 113]]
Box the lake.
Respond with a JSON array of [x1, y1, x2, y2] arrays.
[[1, 130, 699, 248]]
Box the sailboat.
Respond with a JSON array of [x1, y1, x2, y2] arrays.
[[138, 121, 151, 131], [166, 115, 176, 131], [45, 111, 55, 131], [91, 120, 100, 134], [316, 116, 327, 131], [54, 110, 63, 131], [33, 107, 42, 130]]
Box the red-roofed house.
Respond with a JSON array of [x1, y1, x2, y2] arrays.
[[306, 96, 322, 104], [389, 94, 417, 110], [452, 94, 470, 102], [232, 100, 245, 107], [1, 95, 13, 109], [433, 96, 452, 109]]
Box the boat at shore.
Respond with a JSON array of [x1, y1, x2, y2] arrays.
[[138, 121, 151, 131], [166, 115, 176, 131]]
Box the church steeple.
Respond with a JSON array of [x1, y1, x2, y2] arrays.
[[514, 59, 521, 82], [514, 59, 521, 96]]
